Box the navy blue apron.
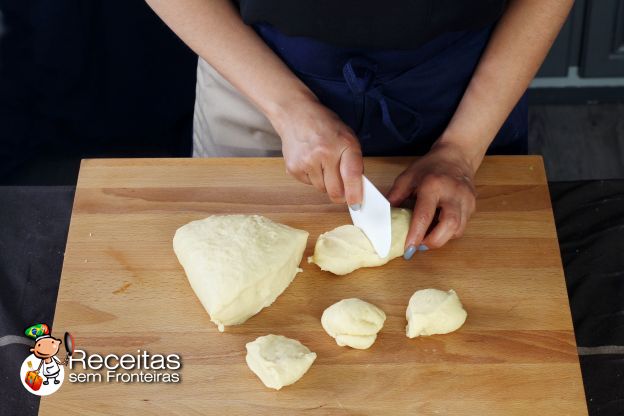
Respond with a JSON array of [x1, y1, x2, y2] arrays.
[[255, 23, 528, 156]]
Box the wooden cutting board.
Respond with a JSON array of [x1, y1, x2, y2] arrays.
[[41, 157, 586, 415]]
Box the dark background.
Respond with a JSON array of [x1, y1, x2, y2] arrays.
[[0, 1, 623, 416], [0, 0, 197, 185], [0, 0, 623, 184]]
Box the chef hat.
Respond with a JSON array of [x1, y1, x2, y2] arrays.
[[25, 323, 51, 341]]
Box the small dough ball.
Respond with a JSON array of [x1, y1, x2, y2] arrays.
[[321, 298, 386, 349], [308, 208, 411, 275], [406, 289, 467, 338], [245, 334, 317, 390]]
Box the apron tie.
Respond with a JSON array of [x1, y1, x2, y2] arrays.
[[342, 57, 423, 143]]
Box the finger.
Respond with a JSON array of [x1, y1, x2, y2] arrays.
[[322, 158, 345, 203], [289, 170, 312, 185], [307, 164, 326, 193], [422, 202, 462, 249], [452, 204, 469, 239], [285, 161, 312, 185], [387, 170, 416, 207], [403, 192, 438, 259], [452, 194, 476, 239], [340, 147, 364, 208]]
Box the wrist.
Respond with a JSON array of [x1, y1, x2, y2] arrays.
[[432, 133, 487, 176], [261, 86, 319, 135]]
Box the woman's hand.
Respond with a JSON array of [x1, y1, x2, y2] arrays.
[[144, 0, 363, 209], [387, 141, 479, 259], [381, 0, 573, 261], [270, 97, 364, 207], [381, 0, 572, 261]]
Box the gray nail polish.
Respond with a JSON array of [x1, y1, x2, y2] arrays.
[[404, 245, 417, 260], [418, 244, 429, 251], [349, 203, 361, 211]]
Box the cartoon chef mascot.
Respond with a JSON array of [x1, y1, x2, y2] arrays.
[[25, 324, 63, 385]]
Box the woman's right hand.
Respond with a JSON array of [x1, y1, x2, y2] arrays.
[[145, 0, 364, 206], [270, 97, 364, 207]]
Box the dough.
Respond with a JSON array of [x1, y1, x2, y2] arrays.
[[406, 289, 467, 338], [321, 298, 386, 349], [245, 334, 317, 390], [308, 208, 411, 275], [173, 215, 308, 332]]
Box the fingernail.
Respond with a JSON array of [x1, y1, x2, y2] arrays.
[[418, 244, 429, 251], [403, 245, 417, 260], [349, 203, 361, 211]]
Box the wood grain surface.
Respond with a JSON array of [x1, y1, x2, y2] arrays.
[[41, 156, 587, 415]]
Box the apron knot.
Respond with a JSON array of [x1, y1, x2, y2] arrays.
[[342, 57, 422, 144], [342, 57, 377, 94]]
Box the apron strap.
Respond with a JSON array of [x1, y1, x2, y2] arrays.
[[368, 88, 423, 144]]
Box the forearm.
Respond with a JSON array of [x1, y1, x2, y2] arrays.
[[145, 0, 315, 121], [437, 0, 573, 172]]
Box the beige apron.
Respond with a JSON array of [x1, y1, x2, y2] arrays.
[[193, 58, 282, 157]]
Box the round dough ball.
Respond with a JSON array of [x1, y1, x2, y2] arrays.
[[245, 334, 316, 390], [321, 298, 386, 349], [406, 289, 467, 338]]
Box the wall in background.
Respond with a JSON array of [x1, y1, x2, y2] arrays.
[[532, 0, 624, 99]]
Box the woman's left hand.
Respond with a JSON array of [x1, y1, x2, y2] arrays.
[[387, 141, 479, 259]]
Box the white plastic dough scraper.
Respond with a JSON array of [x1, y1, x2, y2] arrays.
[[348, 175, 392, 258]]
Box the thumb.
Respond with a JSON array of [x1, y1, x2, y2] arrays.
[[340, 147, 364, 208], [387, 171, 415, 206]]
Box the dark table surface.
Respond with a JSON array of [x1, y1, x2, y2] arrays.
[[0, 182, 623, 416]]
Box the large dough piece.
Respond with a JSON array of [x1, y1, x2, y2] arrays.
[[173, 215, 308, 331], [245, 334, 317, 390], [406, 289, 467, 338], [308, 208, 411, 275], [321, 298, 386, 349]]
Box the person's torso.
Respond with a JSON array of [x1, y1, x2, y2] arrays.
[[42, 359, 59, 374], [237, 0, 507, 49]]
